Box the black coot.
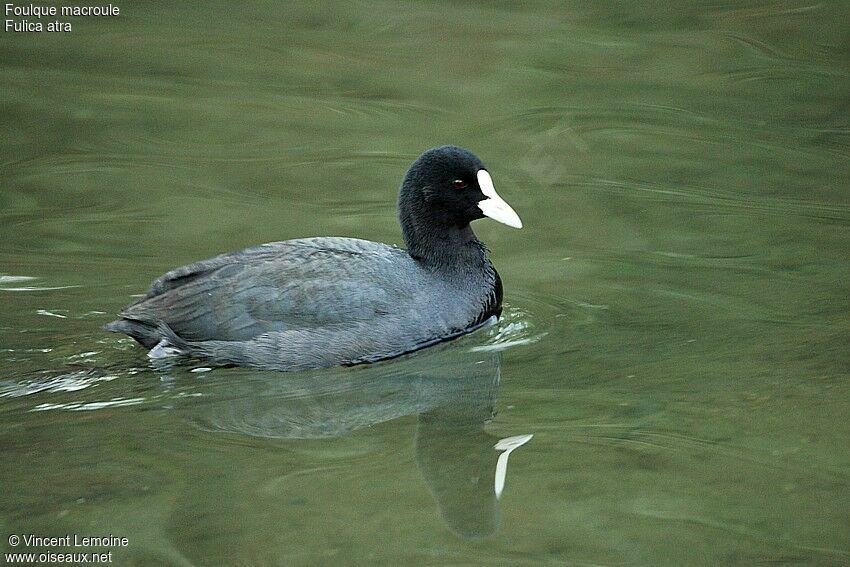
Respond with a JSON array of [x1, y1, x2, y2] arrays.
[[104, 146, 522, 371]]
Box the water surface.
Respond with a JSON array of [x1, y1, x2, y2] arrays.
[[1, 2, 849, 565]]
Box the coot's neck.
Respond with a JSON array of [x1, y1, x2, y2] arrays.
[[398, 195, 503, 321], [400, 213, 489, 273]]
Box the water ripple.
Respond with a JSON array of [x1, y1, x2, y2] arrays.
[[0, 368, 119, 398], [568, 176, 850, 221]]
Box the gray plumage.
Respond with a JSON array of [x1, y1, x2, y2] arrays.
[[104, 146, 517, 371]]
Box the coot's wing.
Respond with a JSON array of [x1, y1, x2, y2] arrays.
[[117, 237, 414, 342]]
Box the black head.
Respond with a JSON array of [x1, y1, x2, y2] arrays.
[[398, 146, 521, 261]]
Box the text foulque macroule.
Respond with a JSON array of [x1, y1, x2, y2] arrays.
[[5, 3, 119, 32]]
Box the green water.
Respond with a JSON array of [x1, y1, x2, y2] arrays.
[[2, 2, 849, 565]]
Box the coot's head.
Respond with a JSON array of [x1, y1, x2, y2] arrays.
[[399, 146, 522, 259]]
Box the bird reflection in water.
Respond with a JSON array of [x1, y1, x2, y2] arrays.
[[187, 341, 533, 539]]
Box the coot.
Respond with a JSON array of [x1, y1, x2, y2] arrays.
[[104, 146, 522, 371]]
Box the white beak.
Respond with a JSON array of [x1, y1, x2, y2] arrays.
[[476, 170, 522, 229]]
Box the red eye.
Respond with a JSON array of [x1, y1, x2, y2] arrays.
[[453, 179, 467, 189]]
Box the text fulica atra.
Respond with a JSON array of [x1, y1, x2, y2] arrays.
[[104, 146, 522, 370]]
